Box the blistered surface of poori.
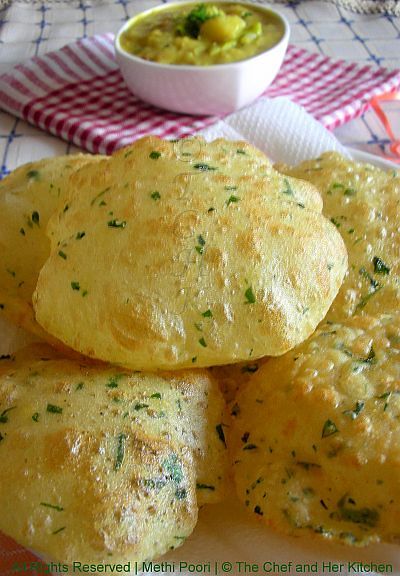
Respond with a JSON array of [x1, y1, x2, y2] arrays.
[[0, 344, 228, 564], [34, 137, 347, 370], [231, 312, 400, 546], [0, 154, 103, 339], [276, 152, 400, 321]]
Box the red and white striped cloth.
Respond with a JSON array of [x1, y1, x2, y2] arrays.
[[0, 33, 400, 155]]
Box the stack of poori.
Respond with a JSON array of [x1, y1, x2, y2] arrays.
[[0, 136, 398, 564]]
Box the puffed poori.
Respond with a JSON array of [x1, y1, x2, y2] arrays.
[[276, 152, 400, 321], [0, 344, 228, 564], [231, 312, 400, 546], [0, 154, 103, 340], [33, 137, 347, 370]]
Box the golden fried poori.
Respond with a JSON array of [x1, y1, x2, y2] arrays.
[[0, 344, 228, 564], [0, 154, 103, 339], [231, 312, 400, 546], [33, 137, 347, 370], [276, 152, 400, 321]]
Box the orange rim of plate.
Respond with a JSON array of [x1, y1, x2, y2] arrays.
[[370, 91, 400, 163]]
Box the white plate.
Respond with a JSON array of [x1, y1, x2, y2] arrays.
[[0, 150, 399, 576], [348, 147, 399, 170]]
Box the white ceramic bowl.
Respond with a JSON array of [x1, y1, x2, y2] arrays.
[[115, 1, 290, 116]]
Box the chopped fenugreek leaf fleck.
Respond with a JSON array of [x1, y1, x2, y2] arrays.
[[322, 419, 339, 438], [282, 178, 293, 196], [76, 231, 85, 240], [373, 256, 390, 275], [149, 151, 161, 160], [359, 267, 380, 290], [216, 423, 226, 447], [175, 488, 187, 500], [114, 433, 127, 471], [336, 495, 379, 527], [244, 286, 256, 304], [31, 211, 40, 226], [76, 382, 84, 391], [198, 337, 207, 347], [71, 281, 80, 291], [20, 228, 25, 236], [227, 195, 240, 206], [193, 163, 217, 171], [52, 527, 66, 535], [355, 286, 382, 313], [151, 191, 161, 200], [150, 393, 162, 399], [58, 250, 67, 260], [107, 219, 126, 229], [363, 346, 376, 364], [196, 483, 215, 490], [27, 170, 40, 180], [40, 502, 64, 511], [134, 403, 149, 411], [163, 454, 183, 484], [0, 407, 16, 423], [90, 187, 111, 207], [236, 149, 246, 155], [32, 412, 40, 422], [296, 461, 321, 470], [106, 375, 122, 388], [47, 404, 63, 414], [201, 309, 213, 318], [343, 401, 365, 420], [195, 234, 206, 255]]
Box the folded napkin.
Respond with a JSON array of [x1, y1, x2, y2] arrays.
[[0, 33, 399, 155]]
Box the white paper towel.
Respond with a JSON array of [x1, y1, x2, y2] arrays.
[[1, 98, 397, 576], [200, 97, 350, 164]]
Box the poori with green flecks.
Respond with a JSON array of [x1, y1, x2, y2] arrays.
[[0, 344, 228, 565], [276, 152, 400, 321], [230, 312, 400, 546], [33, 136, 347, 371], [0, 154, 104, 341]]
